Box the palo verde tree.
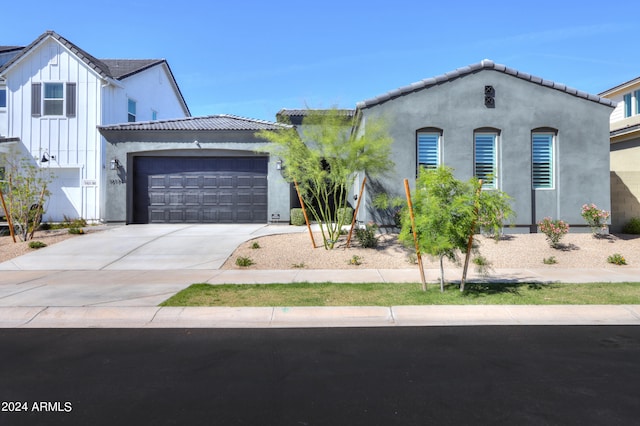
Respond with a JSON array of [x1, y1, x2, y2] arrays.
[[257, 108, 393, 249], [0, 147, 52, 241], [400, 166, 514, 291]]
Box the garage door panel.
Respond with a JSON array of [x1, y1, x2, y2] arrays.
[[202, 193, 218, 205], [133, 156, 268, 224]]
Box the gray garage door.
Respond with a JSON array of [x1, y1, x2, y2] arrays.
[[132, 156, 268, 224]]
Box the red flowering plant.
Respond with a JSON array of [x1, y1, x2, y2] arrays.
[[581, 203, 610, 235], [538, 217, 569, 248]]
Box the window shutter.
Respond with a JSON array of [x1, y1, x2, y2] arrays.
[[417, 133, 440, 169], [66, 83, 76, 117], [31, 83, 42, 117], [532, 134, 553, 189], [475, 134, 496, 188]]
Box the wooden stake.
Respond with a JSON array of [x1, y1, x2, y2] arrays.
[[404, 179, 426, 291], [346, 176, 367, 248], [0, 185, 16, 243], [293, 180, 316, 249]]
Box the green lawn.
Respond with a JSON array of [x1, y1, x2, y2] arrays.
[[160, 282, 640, 307]]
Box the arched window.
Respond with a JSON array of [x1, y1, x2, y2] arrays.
[[474, 128, 500, 189], [532, 128, 557, 189], [416, 127, 442, 173]]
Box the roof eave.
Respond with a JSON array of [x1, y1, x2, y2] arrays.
[[356, 59, 616, 111]]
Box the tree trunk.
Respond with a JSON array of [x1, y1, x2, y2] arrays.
[[439, 255, 445, 293]]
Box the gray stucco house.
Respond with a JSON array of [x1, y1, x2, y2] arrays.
[[353, 59, 615, 233], [98, 115, 291, 224], [97, 60, 615, 232]]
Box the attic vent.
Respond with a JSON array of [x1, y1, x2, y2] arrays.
[[484, 85, 495, 108]]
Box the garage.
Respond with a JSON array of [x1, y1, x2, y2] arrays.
[[132, 156, 268, 224]]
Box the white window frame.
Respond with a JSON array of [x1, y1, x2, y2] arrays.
[[417, 130, 441, 172], [532, 132, 555, 190], [624, 93, 633, 118], [474, 132, 498, 189], [127, 98, 137, 122], [43, 82, 64, 116]]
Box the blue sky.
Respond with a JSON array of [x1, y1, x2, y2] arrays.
[[3, 1, 639, 121]]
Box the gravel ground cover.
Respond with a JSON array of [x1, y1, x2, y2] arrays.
[[222, 231, 640, 270], [2, 226, 639, 271]]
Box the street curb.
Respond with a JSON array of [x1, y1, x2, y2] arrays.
[[2, 305, 639, 328]]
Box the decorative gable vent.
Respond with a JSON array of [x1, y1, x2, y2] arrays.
[[484, 85, 495, 108]]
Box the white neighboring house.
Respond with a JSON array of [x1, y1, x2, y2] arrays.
[[0, 31, 190, 222]]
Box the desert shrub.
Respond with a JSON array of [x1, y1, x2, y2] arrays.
[[538, 217, 569, 248], [348, 255, 362, 265], [355, 223, 378, 248], [543, 256, 557, 265], [68, 228, 85, 235], [28, 241, 47, 249], [622, 217, 640, 234], [290, 208, 305, 226], [581, 204, 610, 234], [235, 256, 254, 267], [336, 207, 354, 225], [607, 253, 626, 265], [251, 242, 261, 249]]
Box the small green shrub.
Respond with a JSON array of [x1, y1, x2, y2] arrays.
[[235, 256, 254, 267], [355, 223, 378, 248], [292, 262, 306, 268], [290, 208, 305, 226], [472, 255, 492, 276], [28, 241, 47, 249], [543, 256, 557, 265], [622, 217, 640, 234], [337, 207, 354, 224], [68, 228, 84, 235], [348, 255, 362, 266], [607, 253, 626, 265], [251, 242, 261, 249]]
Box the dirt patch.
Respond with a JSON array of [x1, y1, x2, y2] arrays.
[[0, 227, 106, 263]]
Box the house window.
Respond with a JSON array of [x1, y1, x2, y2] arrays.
[[128, 99, 136, 122], [0, 87, 6, 108], [417, 130, 441, 171], [624, 93, 632, 118], [635, 90, 640, 117], [532, 133, 554, 189], [474, 132, 497, 189], [30, 82, 76, 117], [43, 83, 64, 115]]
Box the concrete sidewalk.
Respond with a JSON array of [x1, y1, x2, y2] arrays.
[[1, 224, 639, 328], [1, 267, 639, 328]]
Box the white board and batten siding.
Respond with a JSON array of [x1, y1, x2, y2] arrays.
[[4, 38, 102, 221]]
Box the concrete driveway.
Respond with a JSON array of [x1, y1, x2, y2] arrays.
[[0, 223, 301, 271]]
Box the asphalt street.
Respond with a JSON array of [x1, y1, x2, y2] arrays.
[[1, 326, 639, 426]]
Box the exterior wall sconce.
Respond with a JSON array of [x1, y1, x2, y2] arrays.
[[110, 159, 121, 170], [40, 150, 55, 163], [276, 160, 283, 170]]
